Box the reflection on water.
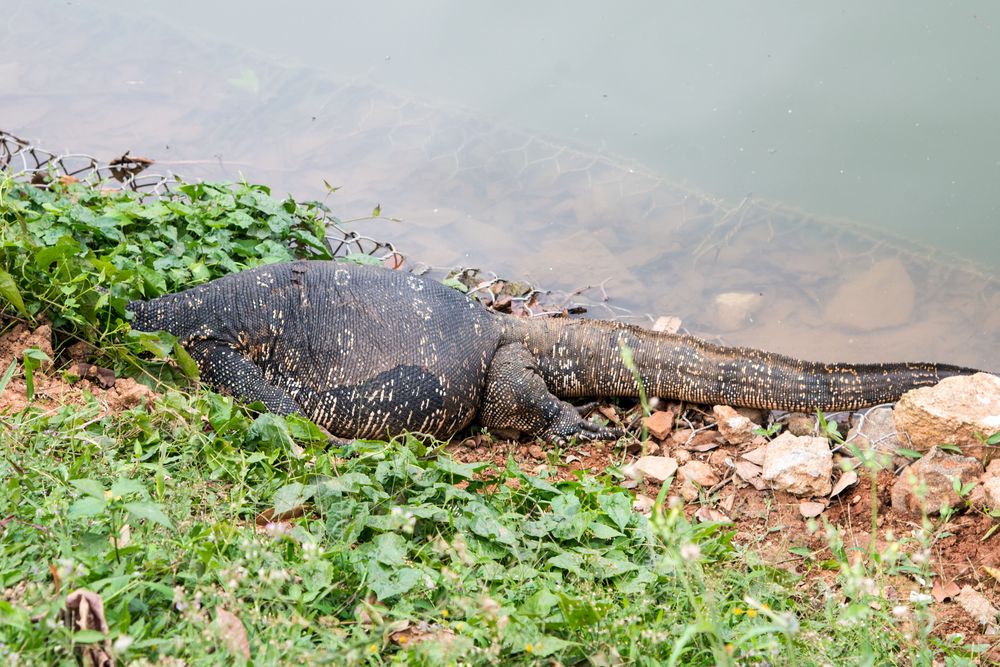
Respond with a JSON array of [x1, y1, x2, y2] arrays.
[[1, 4, 997, 371]]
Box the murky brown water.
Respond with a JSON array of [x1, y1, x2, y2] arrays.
[[2, 5, 997, 371]]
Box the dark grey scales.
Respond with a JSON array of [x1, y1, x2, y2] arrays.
[[128, 260, 982, 444]]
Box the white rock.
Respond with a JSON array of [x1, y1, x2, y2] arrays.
[[823, 258, 915, 331], [630, 456, 678, 483], [894, 373, 1000, 461], [762, 432, 833, 496], [678, 461, 720, 487], [713, 405, 758, 445], [712, 292, 763, 331]]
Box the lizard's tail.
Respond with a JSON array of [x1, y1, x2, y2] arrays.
[[510, 318, 983, 412]]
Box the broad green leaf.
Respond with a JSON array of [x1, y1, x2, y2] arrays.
[[70, 478, 107, 499], [68, 496, 107, 519], [0, 268, 27, 317], [273, 482, 315, 515], [589, 521, 624, 540], [124, 501, 174, 529], [0, 360, 16, 396], [172, 341, 200, 381], [367, 563, 421, 600], [530, 636, 575, 657], [372, 532, 408, 567], [110, 478, 146, 499], [598, 492, 632, 531], [72, 629, 107, 643]]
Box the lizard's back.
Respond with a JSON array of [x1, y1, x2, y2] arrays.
[[130, 261, 503, 438]]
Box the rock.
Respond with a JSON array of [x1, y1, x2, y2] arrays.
[[830, 470, 859, 498], [981, 478, 1000, 511], [673, 449, 692, 465], [630, 456, 678, 483], [712, 291, 763, 331], [632, 494, 655, 515], [693, 507, 732, 523], [713, 405, 758, 445], [688, 430, 722, 451], [823, 258, 915, 331], [762, 432, 833, 497], [527, 445, 545, 460], [651, 316, 681, 334], [956, 586, 999, 633], [893, 373, 1000, 462], [734, 460, 763, 483], [846, 407, 905, 464], [799, 501, 826, 518], [671, 429, 694, 446], [679, 479, 699, 501], [678, 461, 720, 487], [643, 410, 675, 440], [742, 446, 767, 466], [786, 414, 816, 437], [890, 446, 984, 517]]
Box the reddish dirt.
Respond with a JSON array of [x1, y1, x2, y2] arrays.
[[446, 403, 1000, 661], [0, 322, 156, 418]]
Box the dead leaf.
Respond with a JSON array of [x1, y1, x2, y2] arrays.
[[830, 470, 859, 498], [799, 501, 826, 518], [931, 579, 961, 603], [255, 505, 307, 526], [693, 506, 732, 523], [214, 607, 251, 660], [62, 589, 113, 667]]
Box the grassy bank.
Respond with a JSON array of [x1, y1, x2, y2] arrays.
[[0, 175, 985, 665]]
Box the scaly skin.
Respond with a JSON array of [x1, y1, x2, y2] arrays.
[[129, 260, 982, 444]]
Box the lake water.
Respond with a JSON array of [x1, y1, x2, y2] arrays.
[[3, 1, 998, 370]]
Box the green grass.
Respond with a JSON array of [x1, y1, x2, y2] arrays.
[[0, 174, 987, 665]]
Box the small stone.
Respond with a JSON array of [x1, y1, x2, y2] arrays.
[[679, 461, 720, 487], [830, 470, 859, 498], [734, 460, 763, 482], [643, 410, 675, 440], [786, 414, 816, 437], [894, 373, 1000, 461], [651, 316, 682, 334], [846, 406, 908, 466], [527, 445, 545, 460], [890, 446, 984, 517], [632, 494, 655, 515], [671, 429, 694, 446], [630, 456, 678, 483], [762, 432, 833, 497], [673, 448, 691, 465], [982, 478, 1000, 511], [694, 506, 732, 523], [679, 479, 699, 501], [713, 405, 758, 445], [823, 258, 915, 331], [742, 446, 767, 466], [712, 291, 763, 331], [688, 430, 722, 451], [799, 501, 826, 518]]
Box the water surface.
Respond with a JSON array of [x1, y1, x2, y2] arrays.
[[2, 1, 997, 370]]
